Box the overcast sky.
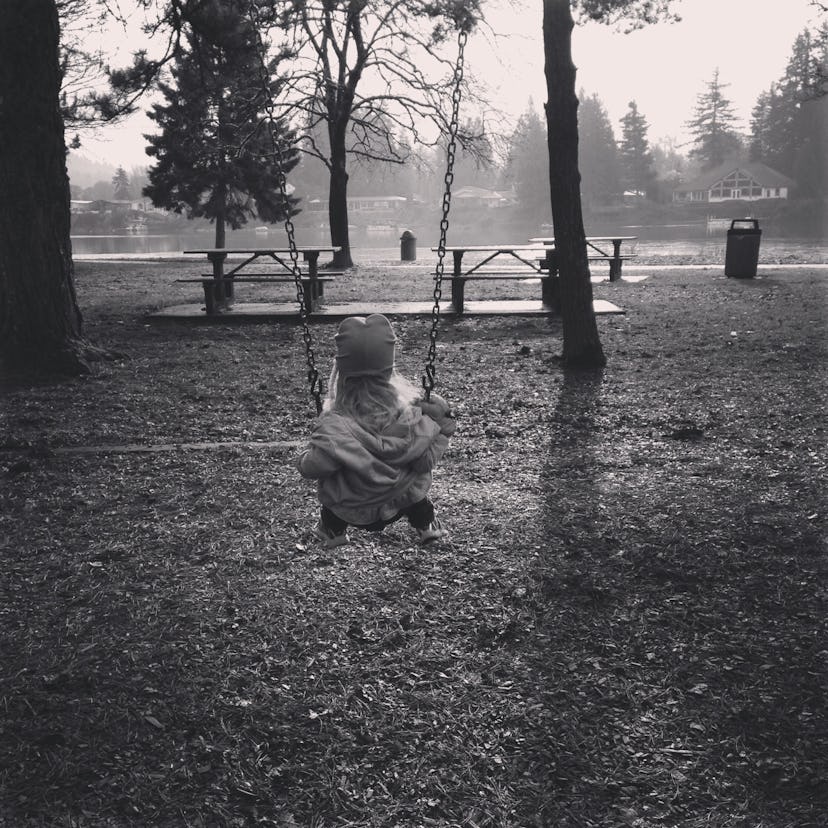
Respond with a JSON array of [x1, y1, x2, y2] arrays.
[[76, 0, 823, 168]]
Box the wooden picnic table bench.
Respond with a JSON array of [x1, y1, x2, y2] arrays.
[[432, 244, 557, 314], [528, 235, 638, 280], [181, 246, 342, 314]]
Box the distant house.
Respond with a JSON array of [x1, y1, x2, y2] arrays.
[[453, 186, 516, 208], [127, 198, 171, 215], [672, 161, 795, 203], [349, 195, 407, 213], [70, 198, 171, 218], [307, 195, 408, 215]]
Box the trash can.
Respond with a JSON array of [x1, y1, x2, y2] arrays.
[[400, 230, 416, 261], [724, 218, 761, 278]]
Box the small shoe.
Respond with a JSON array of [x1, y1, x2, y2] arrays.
[[417, 518, 445, 545], [314, 520, 349, 549]]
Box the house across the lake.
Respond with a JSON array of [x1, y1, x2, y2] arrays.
[[672, 161, 795, 203], [452, 186, 517, 208], [70, 199, 170, 216], [307, 195, 408, 215]]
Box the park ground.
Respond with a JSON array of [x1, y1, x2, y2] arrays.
[[0, 249, 826, 827]]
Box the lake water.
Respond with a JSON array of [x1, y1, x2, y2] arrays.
[[70, 227, 828, 263]]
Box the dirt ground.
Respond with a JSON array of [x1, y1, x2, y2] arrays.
[[1, 253, 826, 827]]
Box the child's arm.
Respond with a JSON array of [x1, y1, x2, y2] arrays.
[[410, 432, 450, 474]]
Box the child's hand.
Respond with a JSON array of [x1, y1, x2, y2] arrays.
[[415, 393, 452, 416], [415, 394, 456, 436]]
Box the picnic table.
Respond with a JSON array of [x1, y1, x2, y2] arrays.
[[431, 244, 559, 314], [528, 235, 638, 280], [180, 246, 342, 314]]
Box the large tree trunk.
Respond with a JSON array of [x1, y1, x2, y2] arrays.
[[0, 0, 100, 375], [543, 0, 606, 367], [327, 124, 353, 269]]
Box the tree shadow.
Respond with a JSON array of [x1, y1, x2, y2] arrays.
[[512, 363, 827, 824], [539, 364, 607, 561]]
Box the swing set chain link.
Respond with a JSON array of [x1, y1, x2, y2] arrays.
[[250, 5, 324, 414], [423, 29, 467, 401]]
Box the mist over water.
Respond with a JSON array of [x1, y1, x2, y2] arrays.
[[70, 224, 827, 263]]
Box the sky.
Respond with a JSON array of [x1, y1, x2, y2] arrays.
[[75, 0, 824, 169]]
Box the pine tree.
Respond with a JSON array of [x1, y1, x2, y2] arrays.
[[112, 166, 132, 200], [686, 69, 742, 170], [749, 89, 772, 162], [449, 118, 495, 190], [143, 0, 298, 249], [650, 136, 689, 202], [618, 100, 655, 197], [504, 104, 551, 217], [578, 92, 622, 208], [749, 29, 826, 184]]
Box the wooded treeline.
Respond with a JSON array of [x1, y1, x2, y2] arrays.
[[69, 17, 827, 226]]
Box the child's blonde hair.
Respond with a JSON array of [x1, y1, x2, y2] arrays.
[[324, 364, 419, 433]]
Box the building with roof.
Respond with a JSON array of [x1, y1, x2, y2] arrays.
[[452, 186, 517, 208], [306, 195, 408, 214], [672, 161, 795, 204]]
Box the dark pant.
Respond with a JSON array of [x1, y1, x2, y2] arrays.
[[321, 498, 434, 535]]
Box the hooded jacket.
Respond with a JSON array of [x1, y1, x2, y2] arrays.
[[298, 395, 454, 525]]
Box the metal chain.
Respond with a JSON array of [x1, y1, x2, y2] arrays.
[[422, 30, 467, 402], [249, 5, 324, 414]]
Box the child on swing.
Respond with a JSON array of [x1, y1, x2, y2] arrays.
[[298, 314, 455, 548]]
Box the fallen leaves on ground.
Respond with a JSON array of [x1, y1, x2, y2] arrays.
[[0, 260, 826, 827]]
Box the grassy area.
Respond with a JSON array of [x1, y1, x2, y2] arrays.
[[1, 256, 826, 827]]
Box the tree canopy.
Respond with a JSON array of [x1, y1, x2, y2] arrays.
[[750, 27, 827, 195], [143, 0, 299, 247], [686, 68, 743, 171], [578, 91, 622, 207], [112, 166, 133, 201], [503, 104, 551, 219], [269, 0, 481, 267], [618, 100, 656, 196]]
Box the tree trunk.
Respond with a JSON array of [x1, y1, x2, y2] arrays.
[[0, 0, 101, 375], [215, 213, 227, 251], [328, 129, 353, 269], [543, 0, 606, 367]]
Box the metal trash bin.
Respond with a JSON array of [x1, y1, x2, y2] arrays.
[[725, 218, 761, 278], [400, 230, 416, 261]]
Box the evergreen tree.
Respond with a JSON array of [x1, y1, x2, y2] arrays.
[[618, 100, 655, 196], [504, 103, 550, 217], [686, 68, 742, 170], [749, 28, 826, 188], [749, 88, 773, 162], [650, 136, 691, 202], [143, 0, 298, 249], [112, 166, 132, 200], [448, 118, 495, 190], [577, 92, 622, 208]]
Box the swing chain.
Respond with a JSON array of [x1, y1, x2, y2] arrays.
[[423, 29, 467, 402], [249, 5, 324, 414]]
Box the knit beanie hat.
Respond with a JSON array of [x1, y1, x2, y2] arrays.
[[335, 314, 396, 378]]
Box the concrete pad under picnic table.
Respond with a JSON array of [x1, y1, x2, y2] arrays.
[[150, 298, 624, 322]]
